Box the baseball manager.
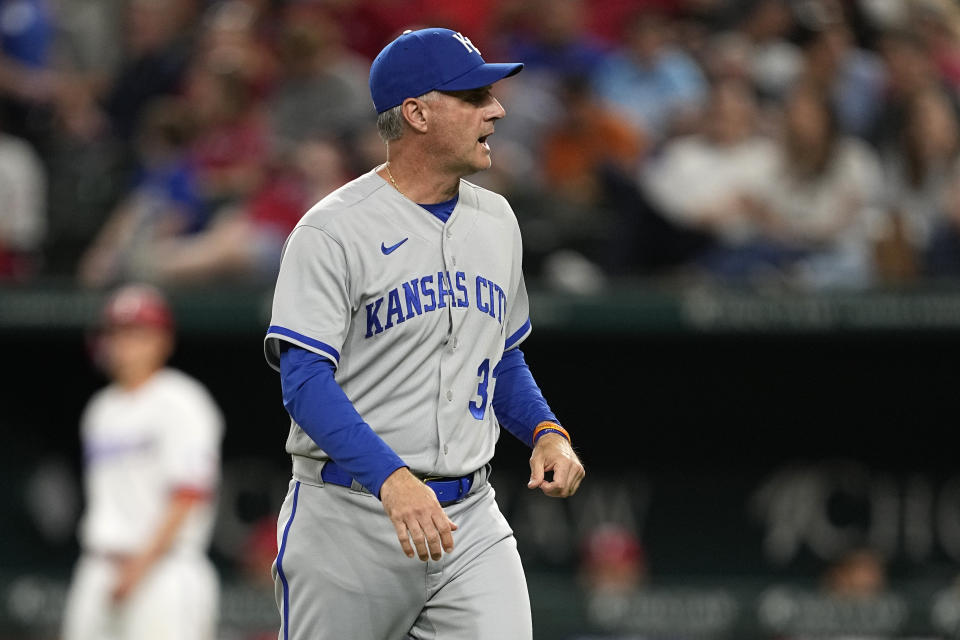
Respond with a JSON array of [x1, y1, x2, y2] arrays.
[[264, 26, 585, 640]]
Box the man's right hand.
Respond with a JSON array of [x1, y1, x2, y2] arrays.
[[380, 468, 458, 561]]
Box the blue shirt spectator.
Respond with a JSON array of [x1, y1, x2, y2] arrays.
[[592, 11, 707, 143], [508, 35, 609, 80], [796, 21, 887, 140], [131, 160, 205, 234], [504, 0, 610, 80], [0, 0, 52, 67]]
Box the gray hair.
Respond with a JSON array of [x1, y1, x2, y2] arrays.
[[376, 91, 440, 142]]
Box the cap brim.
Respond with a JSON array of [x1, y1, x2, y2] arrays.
[[436, 62, 523, 92]]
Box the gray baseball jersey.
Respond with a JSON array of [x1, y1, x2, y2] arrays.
[[264, 169, 532, 477]]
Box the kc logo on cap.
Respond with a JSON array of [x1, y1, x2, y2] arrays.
[[451, 31, 481, 55], [369, 27, 523, 114]]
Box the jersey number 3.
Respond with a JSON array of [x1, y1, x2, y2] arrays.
[[469, 358, 492, 420]]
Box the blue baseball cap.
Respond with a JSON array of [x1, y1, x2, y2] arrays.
[[369, 27, 523, 114]]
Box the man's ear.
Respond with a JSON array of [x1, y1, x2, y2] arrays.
[[401, 97, 430, 133]]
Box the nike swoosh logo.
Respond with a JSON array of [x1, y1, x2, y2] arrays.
[[381, 238, 409, 255]]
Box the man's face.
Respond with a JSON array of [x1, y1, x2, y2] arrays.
[[427, 86, 506, 176], [100, 324, 172, 383]]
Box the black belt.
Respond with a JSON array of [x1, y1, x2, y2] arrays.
[[320, 460, 475, 505]]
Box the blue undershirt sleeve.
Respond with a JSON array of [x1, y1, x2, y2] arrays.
[[492, 347, 560, 448], [279, 344, 406, 497]]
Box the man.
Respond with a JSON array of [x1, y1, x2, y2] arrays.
[[263, 27, 585, 639], [61, 283, 224, 640]]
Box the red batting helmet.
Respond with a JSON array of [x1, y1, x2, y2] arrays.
[[100, 283, 174, 331]]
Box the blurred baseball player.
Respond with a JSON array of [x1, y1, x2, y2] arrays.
[[61, 283, 224, 640], [264, 27, 585, 639]]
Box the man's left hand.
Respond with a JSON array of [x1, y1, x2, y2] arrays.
[[527, 433, 585, 497]]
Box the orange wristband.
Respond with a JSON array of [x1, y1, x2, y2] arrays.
[[532, 421, 570, 446]]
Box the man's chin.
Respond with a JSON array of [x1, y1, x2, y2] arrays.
[[474, 156, 494, 172]]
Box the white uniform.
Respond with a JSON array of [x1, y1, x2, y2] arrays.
[[62, 367, 224, 640], [264, 170, 535, 639]]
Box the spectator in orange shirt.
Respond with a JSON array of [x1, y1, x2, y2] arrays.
[[529, 75, 649, 290], [541, 74, 648, 206]]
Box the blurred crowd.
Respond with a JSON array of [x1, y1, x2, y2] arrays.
[[4, 0, 960, 293]]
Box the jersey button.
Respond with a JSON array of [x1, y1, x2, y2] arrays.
[[453, 337, 459, 349], [443, 444, 449, 455], [446, 389, 453, 401], [446, 229, 453, 238], [451, 255, 457, 266]]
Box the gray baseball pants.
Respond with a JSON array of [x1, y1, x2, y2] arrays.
[[272, 460, 532, 640]]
